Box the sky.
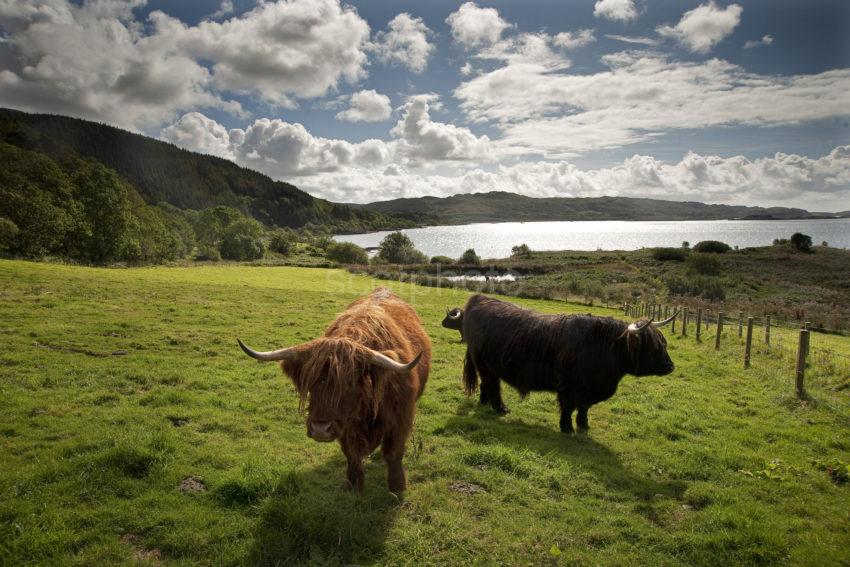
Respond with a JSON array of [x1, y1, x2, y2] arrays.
[[1, 0, 849, 211]]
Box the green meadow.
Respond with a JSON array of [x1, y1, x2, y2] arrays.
[[1, 260, 849, 566]]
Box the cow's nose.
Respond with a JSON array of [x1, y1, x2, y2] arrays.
[[308, 420, 335, 442]]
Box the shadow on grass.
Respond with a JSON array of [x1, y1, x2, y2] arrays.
[[443, 399, 687, 502], [247, 457, 401, 566]]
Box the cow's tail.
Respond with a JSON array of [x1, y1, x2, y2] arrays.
[[463, 350, 479, 396]]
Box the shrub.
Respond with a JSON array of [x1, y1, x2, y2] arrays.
[[378, 232, 427, 264], [790, 232, 812, 252], [693, 240, 731, 254], [269, 228, 296, 256], [511, 244, 533, 258], [326, 242, 368, 264], [430, 255, 454, 264], [220, 218, 265, 261], [652, 247, 688, 261], [687, 253, 721, 276], [0, 218, 19, 252], [459, 248, 481, 265], [665, 275, 726, 301]]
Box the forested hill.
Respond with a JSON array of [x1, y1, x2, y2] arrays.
[[0, 108, 408, 233], [355, 191, 834, 225]]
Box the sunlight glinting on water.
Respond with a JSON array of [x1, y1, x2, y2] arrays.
[[335, 219, 850, 258]]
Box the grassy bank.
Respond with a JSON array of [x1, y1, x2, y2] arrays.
[[355, 244, 850, 332], [1, 260, 849, 565]]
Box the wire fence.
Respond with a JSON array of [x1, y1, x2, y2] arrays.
[[624, 302, 850, 411]]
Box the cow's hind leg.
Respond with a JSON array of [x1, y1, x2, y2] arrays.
[[478, 366, 508, 415], [576, 405, 591, 432], [557, 391, 576, 434]]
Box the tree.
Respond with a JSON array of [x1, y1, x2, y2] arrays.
[[693, 240, 731, 254], [269, 228, 297, 256], [511, 243, 532, 258], [0, 218, 18, 252], [790, 232, 812, 252], [378, 231, 427, 264], [459, 248, 481, 265], [220, 217, 265, 260], [326, 242, 368, 264]]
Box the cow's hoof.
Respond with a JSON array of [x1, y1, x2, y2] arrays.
[[576, 427, 589, 435], [495, 406, 509, 415]]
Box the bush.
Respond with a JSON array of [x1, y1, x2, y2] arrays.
[[459, 248, 481, 265], [688, 253, 722, 276], [269, 228, 296, 256], [378, 232, 427, 264], [0, 218, 19, 252], [220, 218, 265, 261], [790, 232, 812, 252], [430, 255, 454, 265], [652, 247, 688, 261], [326, 242, 368, 264], [511, 244, 533, 258], [665, 275, 726, 301], [693, 240, 731, 254]]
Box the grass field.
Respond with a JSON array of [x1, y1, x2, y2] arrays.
[[1, 260, 849, 566]]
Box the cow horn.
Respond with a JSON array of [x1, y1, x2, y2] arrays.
[[627, 319, 653, 333], [652, 310, 680, 328], [369, 350, 423, 372], [237, 338, 302, 361], [445, 306, 451, 315], [448, 308, 462, 320]]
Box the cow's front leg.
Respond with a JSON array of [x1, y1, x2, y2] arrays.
[[576, 405, 590, 432], [341, 438, 366, 492], [381, 433, 407, 494], [557, 391, 575, 434]]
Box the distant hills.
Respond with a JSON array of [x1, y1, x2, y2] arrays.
[[0, 108, 409, 233], [354, 191, 842, 225], [2, 108, 843, 234]]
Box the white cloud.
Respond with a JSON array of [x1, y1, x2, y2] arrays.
[[372, 13, 434, 74], [160, 111, 235, 159], [335, 89, 392, 122], [0, 0, 372, 129], [391, 94, 491, 163], [455, 51, 850, 158], [657, 2, 742, 54], [446, 2, 511, 48], [174, 0, 371, 107], [553, 30, 596, 49], [208, 0, 233, 20], [744, 34, 774, 49], [594, 0, 638, 22], [160, 93, 491, 178], [300, 146, 850, 208], [0, 0, 240, 130], [460, 62, 474, 76], [606, 34, 659, 46]]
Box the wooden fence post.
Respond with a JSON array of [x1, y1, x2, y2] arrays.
[[796, 329, 809, 398], [765, 315, 771, 346], [682, 308, 688, 337], [671, 308, 677, 333], [696, 308, 703, 341], [738, 312, 743, 338], [744, 317, 754, 368], [715, 311, 723, 350]]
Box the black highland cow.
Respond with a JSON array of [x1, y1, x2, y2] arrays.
[[460, 294, 677, 433], [441, 307, 464, 341]]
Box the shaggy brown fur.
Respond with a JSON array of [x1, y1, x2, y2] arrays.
[[277, 287, 430, 493]]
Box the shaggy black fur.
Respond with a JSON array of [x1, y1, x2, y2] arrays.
[[461, 294, 675, 433]]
